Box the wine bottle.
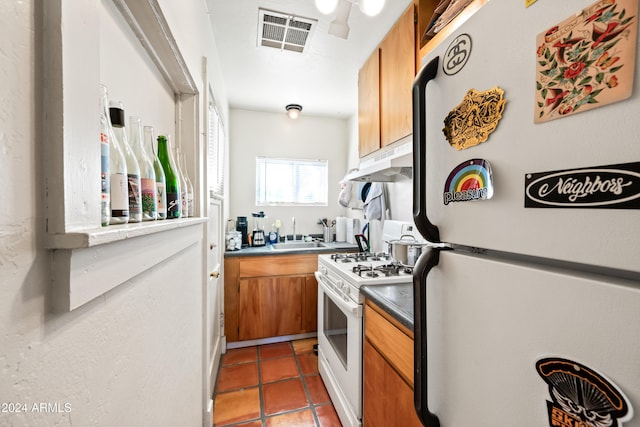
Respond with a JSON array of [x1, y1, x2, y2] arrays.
[[103, 91, 129, 224], [178, 146, 195, 217], [109, 102, 142, 223], [174, 145, 190, 218], [157, 134, 181, 219], [129, 116, 157, 221], [99, 85, 111, 226], [144, 125, 166, 220]]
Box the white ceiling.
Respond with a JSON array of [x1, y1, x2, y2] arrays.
[[206, 0, 413, 119]]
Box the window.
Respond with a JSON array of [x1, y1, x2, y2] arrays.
[[207, 93, 225, 197], [256, 157, 328, 206]]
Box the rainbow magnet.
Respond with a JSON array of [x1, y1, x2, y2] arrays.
[[443, 159, 494, 205]]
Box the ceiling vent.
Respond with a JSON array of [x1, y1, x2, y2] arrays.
[[258, 8, 317, 53]]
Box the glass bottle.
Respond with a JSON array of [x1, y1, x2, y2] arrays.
[[129, 116, 156, 221], [109, 101, 142, 223], [176, 146, 194, 218], [99, 85, 111, 226], [144, 125, 166, 220], [102, 89, 129, 225], [180, 147, 195, 217], [157, 134, 181, 219]]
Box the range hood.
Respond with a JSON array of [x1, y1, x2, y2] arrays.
[[345, 138, 413, 182]]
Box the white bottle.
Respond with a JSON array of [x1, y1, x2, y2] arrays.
[[174, 145, 190, 218], [178, 146, 195, 217], [101, 87, 129, 225], [109, 102, 142, 223], [129, 116, 157, 221]]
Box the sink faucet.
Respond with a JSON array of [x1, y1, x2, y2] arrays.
[[291, 217, 297, 241]]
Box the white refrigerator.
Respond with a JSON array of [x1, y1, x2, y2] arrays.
[[411, 0, 640, 426]]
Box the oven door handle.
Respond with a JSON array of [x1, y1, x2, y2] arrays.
[[315, 272, 362, 317]]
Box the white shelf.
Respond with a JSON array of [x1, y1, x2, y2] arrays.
[[45, 217, 207, 249], [51, 219, 206, 312], [43, 0, 204, 312]]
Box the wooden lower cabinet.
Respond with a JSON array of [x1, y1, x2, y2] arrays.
[[225, 254, 318, 342], [238, 274, 317, 341], [364, 302, 422, 427]]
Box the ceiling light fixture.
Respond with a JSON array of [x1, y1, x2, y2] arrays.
[[286, 104, 303, 119], [315, 0, 339, 15], [359, 0, 385, 17], [315, 0, 385, 17]]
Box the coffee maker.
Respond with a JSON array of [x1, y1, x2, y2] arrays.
[[236, 216, 249, 248], [251, 211, 266, 247]]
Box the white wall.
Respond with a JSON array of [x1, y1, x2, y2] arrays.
[[228, 109, 349, 238], [100, 0, 176, 139], [0, 0, 227, 424]]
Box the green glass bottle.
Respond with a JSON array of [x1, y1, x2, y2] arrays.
[[157, 134, 181, 219]]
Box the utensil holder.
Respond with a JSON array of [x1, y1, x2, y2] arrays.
[[323, 226, 333, 243]]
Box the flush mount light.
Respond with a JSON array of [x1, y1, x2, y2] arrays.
[[315, 0, 385, 17], [315, 0, 338, 15], [359, 0, 385, 17], [286, 104, 303, 119]]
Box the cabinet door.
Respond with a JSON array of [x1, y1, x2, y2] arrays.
[[358, 49, 381, 158], [379, 6, 415, 147], [301, 274, 318, 333], [363, 339, 423, 427], [238, 276, 303, 340]]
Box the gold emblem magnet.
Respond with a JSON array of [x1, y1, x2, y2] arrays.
[[443, 87, 506, 150]]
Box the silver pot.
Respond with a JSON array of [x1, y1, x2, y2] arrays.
[[388, 235, 428, 266]]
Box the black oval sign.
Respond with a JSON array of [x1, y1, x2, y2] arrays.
[[525, 162, 640, 209]]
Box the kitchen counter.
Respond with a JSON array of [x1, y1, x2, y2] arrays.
[[224, 241, 359, 257], [361, 283, 414, 331]]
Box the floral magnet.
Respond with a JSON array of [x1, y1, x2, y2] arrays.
[[535, 0, 637, 123]]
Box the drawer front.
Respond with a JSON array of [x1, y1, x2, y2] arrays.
[[239, 254, 318, 277], [365, 303, 414, 387]]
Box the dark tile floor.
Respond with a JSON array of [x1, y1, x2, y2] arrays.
[[212, 338, 342, 427]]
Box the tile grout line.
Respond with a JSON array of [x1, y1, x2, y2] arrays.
[[256, 345, 266, 427], [293, 344, 323, 427]]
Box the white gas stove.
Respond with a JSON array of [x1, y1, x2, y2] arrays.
[[317, 252, 414, 304], [316, 224, 418, 427]]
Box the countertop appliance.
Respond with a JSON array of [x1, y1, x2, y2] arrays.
[[251, 211, 266, 247], [316, 223, 416, 427], [412, 1, 640, 426]]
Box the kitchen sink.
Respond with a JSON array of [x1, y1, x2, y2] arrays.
[[271, 241, 328, 250]]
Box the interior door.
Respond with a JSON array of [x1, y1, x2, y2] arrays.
[[206, 198, 224, 398]]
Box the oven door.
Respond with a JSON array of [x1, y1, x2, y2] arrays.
[[315, 271, 363, 427]]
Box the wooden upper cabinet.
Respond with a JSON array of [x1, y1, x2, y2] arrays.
[[358, 50, 381, 158], [379, 5, 415, 148], [416, 0, 488, 65], [357, 5, 416, 158]]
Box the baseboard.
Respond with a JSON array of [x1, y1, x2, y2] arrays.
[[226, 332, 317, 350]]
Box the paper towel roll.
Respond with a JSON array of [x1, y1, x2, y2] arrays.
[[336, 217, 347, 242], [346, 219, 357, 244]]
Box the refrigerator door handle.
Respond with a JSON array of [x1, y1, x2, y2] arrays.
[[413, 247, 441, 427], [412, 56, 441, 243]]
